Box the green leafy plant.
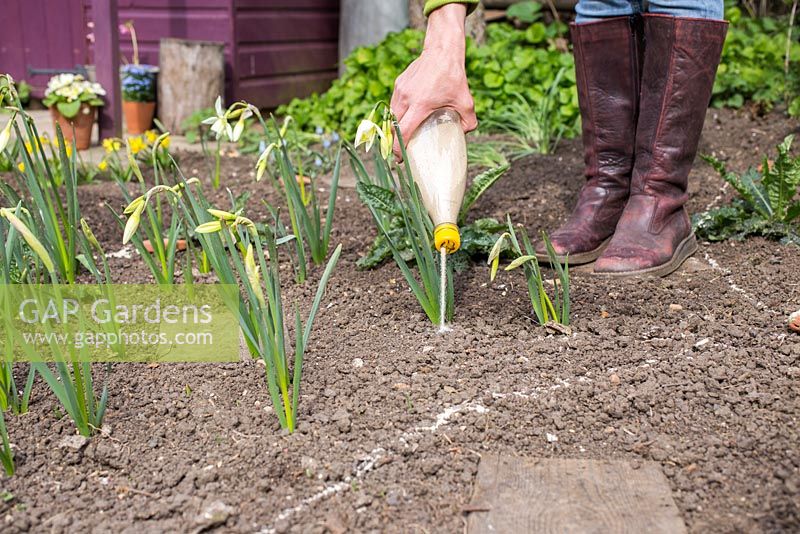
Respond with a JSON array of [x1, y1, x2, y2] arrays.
[[0, 75, 112, 436], [694, 134, 800, 244], [713, 6, 800, 112], [506, 0, 544, 24], [489, 217, 570, 326], [467, 141, 509, 169], [482, 68, 572, 157], [277, 23, 578, 139]]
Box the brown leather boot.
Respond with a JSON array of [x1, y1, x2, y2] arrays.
[[535, 16, 644, 265], [594, 14, 728, 277]]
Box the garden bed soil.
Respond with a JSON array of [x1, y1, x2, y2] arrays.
[[1, 108, 799, 533]]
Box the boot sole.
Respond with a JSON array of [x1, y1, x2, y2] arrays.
[[535, 237, 611, 266], [593, 234, 698, 278]]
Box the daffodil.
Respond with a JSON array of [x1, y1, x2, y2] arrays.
[[244, 243, 265, 306], [0, 117, 13, 154], [17, 162, 24, 172], [145, 130, 158, 144], [354, 119, 386, 154], [380, 118, 393, 160], [194, 220, 223, 234], [98, 159, 108, 171], [202, 96, 233, 140], [255, 142, 276, 181], [129, 136, 145, 154], [230, 108, 252, 143], [160, 135, 171, 149], [123, 202, 144, 244]]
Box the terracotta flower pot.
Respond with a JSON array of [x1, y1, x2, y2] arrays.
[[50, 104, 96, 150], [123, 100, 156, 135]]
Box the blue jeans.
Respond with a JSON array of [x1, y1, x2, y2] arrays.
[[575, 0, 724, 23]]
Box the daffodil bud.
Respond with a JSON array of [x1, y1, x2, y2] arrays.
[[207, 208, 237, 221], [195, 221, 223, 234], [123, 203, 145, 244]]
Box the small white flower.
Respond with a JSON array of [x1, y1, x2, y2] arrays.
[[0, 117, 13, 154], [201, 96, 232, 140], [354, 119, 388, 155]]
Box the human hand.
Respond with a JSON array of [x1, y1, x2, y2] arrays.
[[390, 4, 477, 159]]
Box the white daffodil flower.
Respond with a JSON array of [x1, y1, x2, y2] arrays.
[[201, 96, 232, 140], [0, 117, 13, 154], [230, 108, 253, 142], [354, 119, 387, 154]]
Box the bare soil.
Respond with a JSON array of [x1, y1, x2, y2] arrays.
[[1, 108, 799, 533]]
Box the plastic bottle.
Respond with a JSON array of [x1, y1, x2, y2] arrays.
[[406, 109, 467, 254]]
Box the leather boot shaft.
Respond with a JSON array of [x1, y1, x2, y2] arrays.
[[595, 15, 728, 277], [632, 14, 728, 227], [537, 16, 644, 264], [573, 15, 644, 191]]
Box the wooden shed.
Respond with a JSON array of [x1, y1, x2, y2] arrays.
[[0, 0, 341, 109]]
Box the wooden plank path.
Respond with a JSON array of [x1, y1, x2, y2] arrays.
[[466, 455, 686, 534]]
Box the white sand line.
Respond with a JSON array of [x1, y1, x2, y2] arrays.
[[703, 182, 730, 212], [702, 251, 772, 313], [258, 399, 488, 533]]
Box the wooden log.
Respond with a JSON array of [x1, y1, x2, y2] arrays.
[[466, 455, 687, 534], [157, 38, 225, 134]]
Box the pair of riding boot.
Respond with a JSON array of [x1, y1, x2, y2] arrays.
[[537, 14, 728, 276]]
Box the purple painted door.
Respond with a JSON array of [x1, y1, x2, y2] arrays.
[[0, 0, 89, 97]]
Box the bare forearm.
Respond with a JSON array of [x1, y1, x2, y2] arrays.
[[424, 3, 467, 56]]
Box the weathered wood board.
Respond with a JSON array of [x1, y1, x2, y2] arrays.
[[466, 456, 687, 534]]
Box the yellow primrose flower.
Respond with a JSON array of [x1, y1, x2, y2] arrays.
[[98, 159, 108, 171], [129, 136, 145, 154], [17, 162, 25, 172], [145, 130, 158, 144], [102, 138, 122, 153]]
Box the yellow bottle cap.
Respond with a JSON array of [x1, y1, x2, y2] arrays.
[[434, 223, 460, 254]]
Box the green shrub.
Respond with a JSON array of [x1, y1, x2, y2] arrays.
[[278, 23, 579, 139]]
